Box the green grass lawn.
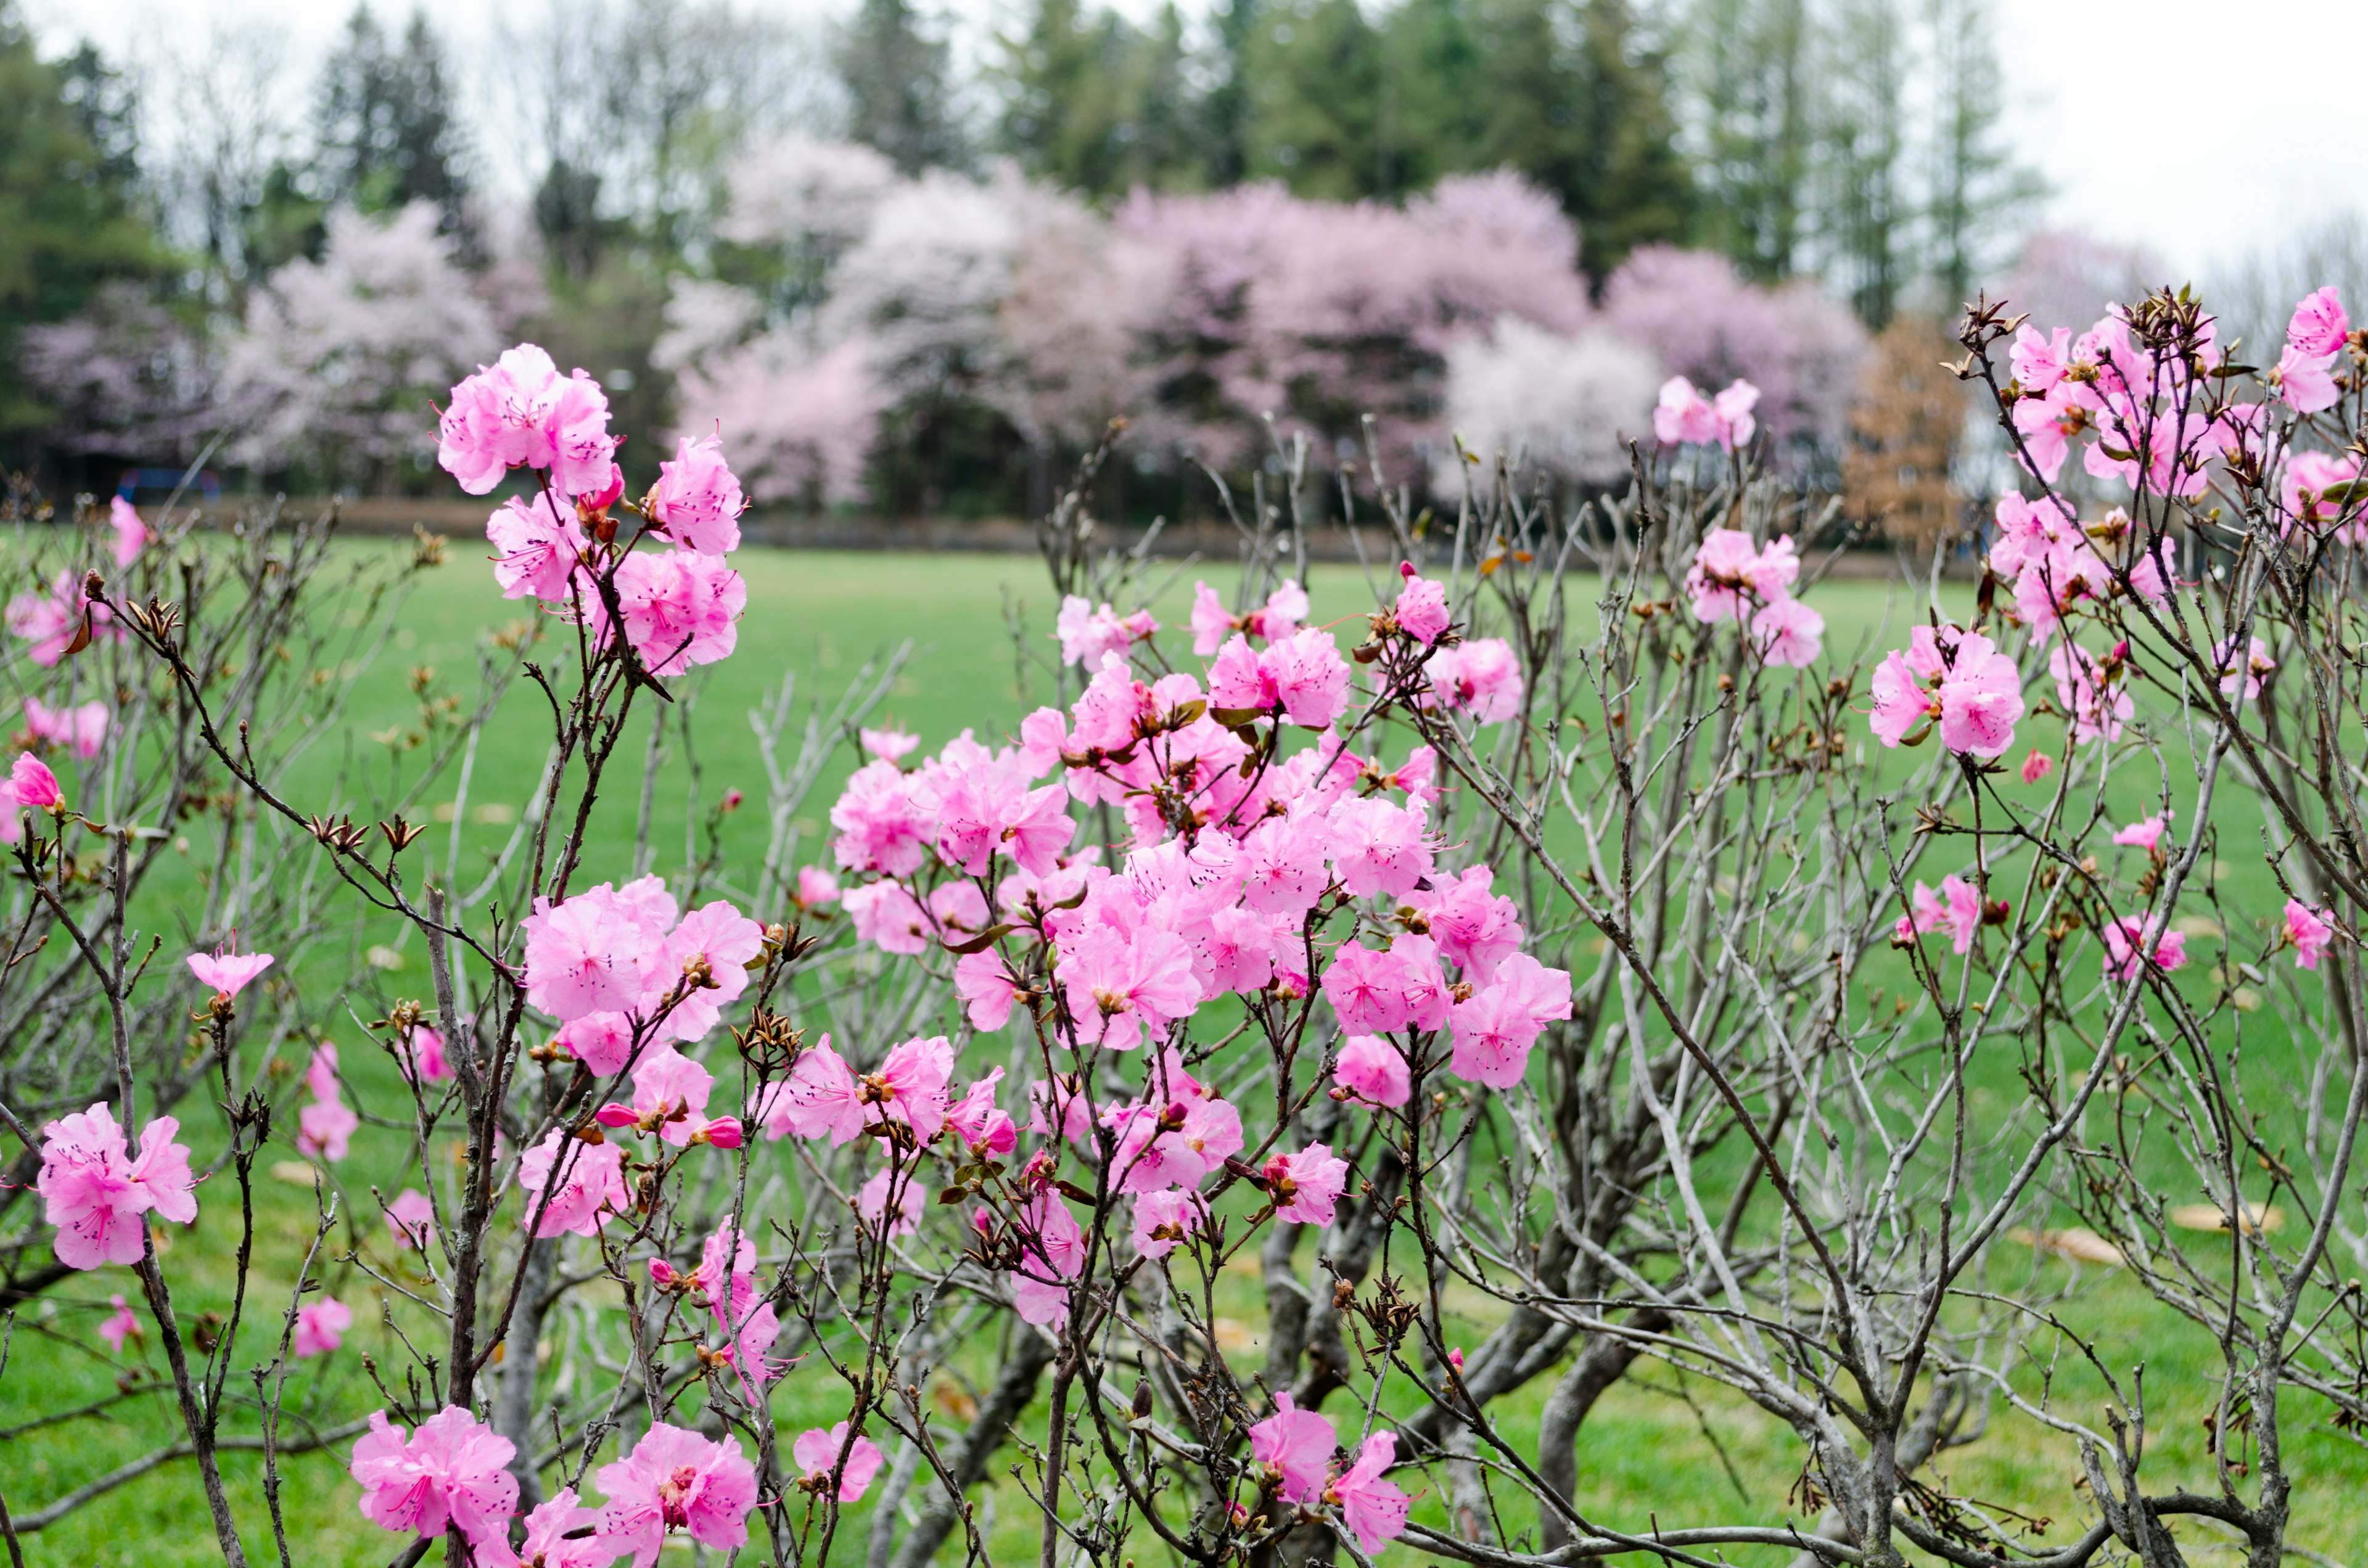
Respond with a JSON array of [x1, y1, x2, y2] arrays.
[[5, 540, 2364, 1566]]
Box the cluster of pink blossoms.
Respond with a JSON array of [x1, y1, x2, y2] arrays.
[[21, 696, 106, 758], [295, 1043, 359, 1161], [446, 345, 749, 678], [350, 1406, 773, 1566], [1247, 1394, 1413, 1552], [0, 749, 64, 844], [1654, 375, 1759, 453], [6, 569, 120, 667], [1683, 528, 1822, 667], [1894, 875, 1981, 956], [1868, 624, 2025, 759]]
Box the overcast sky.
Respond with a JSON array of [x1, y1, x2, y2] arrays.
[[23, 0, 2367, 281]]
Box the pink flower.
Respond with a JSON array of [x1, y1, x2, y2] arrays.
[[1684, 530, 1799, 623], [514, 1489, 612, 1568], [517, 1130, 628, 1236], [1335, 1035, 1412, 1107], [2020, 749, 2053, 785], [1653, 376, 1720, 446], [866, 1035, 957, 1141], [660, 898, 766, 1043], [609, 1046, 716, 1147], [1328, 797, 1432, 900], [556, 1013, 635, 1077], [857, 1167, 924, 1237], [1751, 596, 1824, 667], [599, 548, 746, 676], [758, 1035, 867, 1144], [23, 697, 108, 760], [796, 864, 843, 906], [522, 878, 676, 1022], [1394, 563, 1450, 645], [348, 1405, 518, 1548], [1264, 1144, 1350, 1225], [1324, 943, 1408, 1036], [2285, 900, 2336, 969], [1424, 638, 1524, 723], [2111, 815, 2168, 851], [436, 344, 617, 497], [1268, 627, 1351, 729], [648, 432, 744, 554], [954, 948, 1024, 1032], [1447, 953, 1572, 1088], [385, 1188, 435, 1250], [1712, 380, 1760, 449], [7, 569, 118, 666], [860, 728, 921, 763], [398, 1024, 453, 1083], [946, 1069, 1018, 1155], [2272, 344, 2340, 414], [1011, 1194, 1088, 1329], [691, 1221, 784, 1382], [187, 942, 274, 1001], [107, 495, 149, 568], [2050, 642, 2132, 744], [99, 1293, 138, 1352], [2102, 916, 2187, 982], [1327, 1432, 1412, 1551], [594, 1422, 758, 1566], [298, 1093, 358, 1162], [294, 1297, 353, 1358], [794, 1422, 887, 1502], [1410, 865, 1525, 980], [487, 491, 589, 604], [1131, 1188, 1208, 1258], [1064, 925, 1199, 1049], [2280, 449, 2361, 532], [1249, 1393, 1336, 1504], [37, 1102, 197, 1269], [1894, 875, 1981, 956], [1110, 1091, 1244, 1195], [2213, 634, 2275, 700], [10, 752, 60, 810], [2289, 286, 2350, 358], [1933, 633, 2024, 757], [1055, 596, 1156, 667]]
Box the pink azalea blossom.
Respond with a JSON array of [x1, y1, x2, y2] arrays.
[[1335, 1035, 1412, 1107], [107, 495, 149, 568], [599, 548, 746, 676], [1750, 595, 1824, 667], [10, 752, 60, 810], [648, 431, 745, 554], [1064, 925, 1199, 1049], [2050, 642, 2132, 743], [298, 1092, 358, 1162], [860, 728, 920, 763], [594, 1422, 758, 1566], [857, 1167, 925, 1237], [436, 344, 618, 497], [793, 1422, 887, 1502], [7, 569, 118, 666], [1393, 563, 1450, 645], [1132, 1188, 1209, 1258], [37, 1102, 198, 1268], [2213, 634, 2275, 700], [517, 1130, 628, 1236], [99, 1293, 138, 1352], [1328, 797, 1433, 900], [1684, 529, 1799, 623], [659, 898, 766, 1043], [1327, 1432, 1412, 1551], [1423, 638, 1524, 724], [1868, 627, 2023, 758], [521, 878, 675, 1022], [758, 1035, 866, 1144], [2272, 344, 2340, 414], [556, 1013, 636, 1077], [1109, 1092, 1244, 1195], [23, 697, 107, 759], [294, 1296, 353, 1358], [385, 1188, 435, 1250], [398, 1024, 452, 1083], [1249, 1393, 1336, 1504], [945, 1069, 1019, 1155], [796, 864, 843, 907], [1055, 596, 1157, 667], [1894, 875, 1981, 955], [1011, 1194, 1088, 1329], [349, 1405, 518, 1548], [2281, 449, 2361, 533], [2284, 899, 2336, 970], [1447, 953, 1572, 1088], [2021, 749, 2054, 785], [2102, 916, 2187, 982], [486, 491, 588, 604], [954, 947, 1025, 1032], [1265, 1144, 1350, 1225], [1268, 627, 1352, 729], [2289, 286, 2350, 358], [512, 1488, 612, 1568], [691, 1221, 785, 1382], [187, 943, 274, 1001], [2111, 814, 2168, 851]]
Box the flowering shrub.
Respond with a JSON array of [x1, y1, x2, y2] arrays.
[[7, 268, 2368, 1568]]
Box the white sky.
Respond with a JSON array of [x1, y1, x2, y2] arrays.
[[23, 0, 2368, 281]]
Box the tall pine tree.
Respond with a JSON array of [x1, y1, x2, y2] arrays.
[[995, 0, 1199, 195], [314, 7, 467, 221], [1241, 0, 1386, 200], [1684, 0, 1812, 279]]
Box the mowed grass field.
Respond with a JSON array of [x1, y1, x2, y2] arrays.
[[6, 538, 2366, 1566]]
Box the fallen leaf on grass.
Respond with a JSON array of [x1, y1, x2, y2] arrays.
[[2008, 1226, 2124, 1266]]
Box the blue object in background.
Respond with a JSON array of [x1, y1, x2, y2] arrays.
[[115, 467, 221, 504]]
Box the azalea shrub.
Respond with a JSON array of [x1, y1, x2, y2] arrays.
[[6, 274, 2368, 1568]]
